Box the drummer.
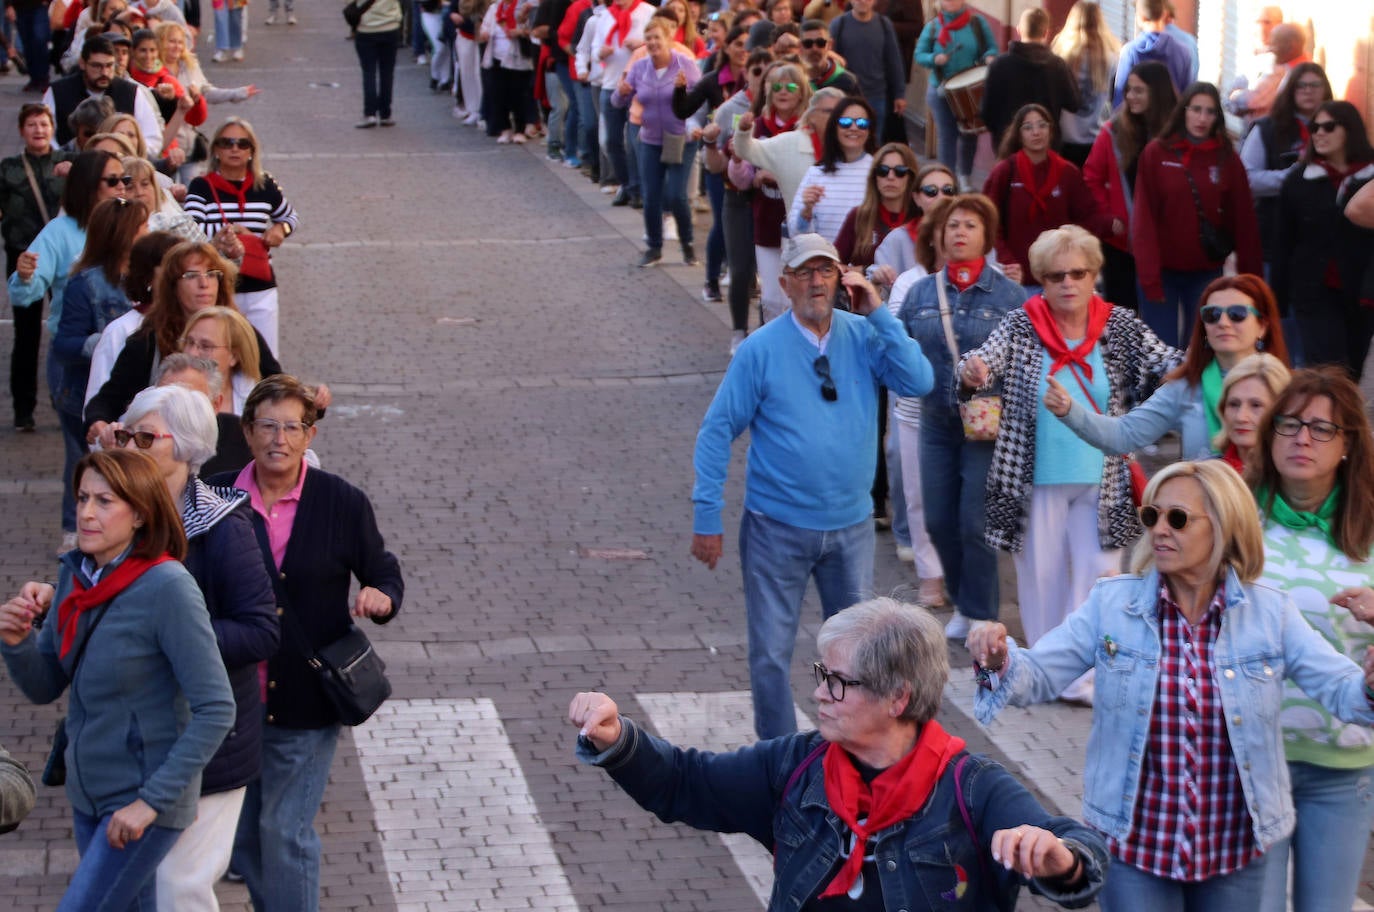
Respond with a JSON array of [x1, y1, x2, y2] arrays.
[[914, 0, 999, 190]]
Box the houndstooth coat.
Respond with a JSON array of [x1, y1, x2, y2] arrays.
[[958, 306, 1182, 553]]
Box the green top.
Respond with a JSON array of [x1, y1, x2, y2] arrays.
[[0, 149, 72, 254]]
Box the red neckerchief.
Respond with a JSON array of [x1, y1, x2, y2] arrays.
[[935, 8, 971, 47], [1295, 119, 1310, 150], [809, 129, 824, 164], [1014, 149, 1065, 221], [1170, 135, 1221, 169], [1024, 292, 1112, 381], [763, 112, 798, 135], [128, 66, 181, 96], [904, 212, 923, 244], [605, 0, 641, 46], [1317, 156, 1372, 188], [877, 206, 906, 231], [205, 171, 251, 218], [819, 721, 966, 899], [947, 257, 983, 291], [496, 0, 518, 30], [1222, 444, 1244, 474], [57, 555, 175, 659]]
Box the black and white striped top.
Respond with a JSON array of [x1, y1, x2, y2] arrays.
[[184, 172, 300, 292]]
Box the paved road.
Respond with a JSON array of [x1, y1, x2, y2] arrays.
[[0, 15, 1372, 911]]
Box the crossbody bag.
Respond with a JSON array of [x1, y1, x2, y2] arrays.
[[937, 271, 1001, 440]]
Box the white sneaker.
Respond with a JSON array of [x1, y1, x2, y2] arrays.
[[416, 54, 428, 65], [729, 330, 746, 356], [600, 183, 619, 194], [264, 13, 277, 24], [895, 544, 914, 562], [944, 612, 971, 639], [287, 13, 297, 24], [231, 48, 245, 61], [211, 50, 228, 62], [463, 113, 481, 126], [452, 106, 469, 119]]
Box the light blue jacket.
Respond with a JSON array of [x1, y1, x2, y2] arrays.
[[975, 567, 1374, 849], [5, 211, 85, 334], [1057, 377, 1214, 461]]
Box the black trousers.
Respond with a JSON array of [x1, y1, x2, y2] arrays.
[[8, 246, 42, 423], [486, 61, 532, 136]]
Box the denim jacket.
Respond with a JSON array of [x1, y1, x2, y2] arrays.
[[578, 719, 1108, 911], [897, 266, 1028, 417], [50, 266, 133, 417], [975, 567, 1374, 849]]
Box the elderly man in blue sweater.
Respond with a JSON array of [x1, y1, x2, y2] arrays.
[[691, 233, 934, 740]]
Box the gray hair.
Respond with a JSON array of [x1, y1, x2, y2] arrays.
[[806, 87, 845, 119], [119, 384, 219, 474], [156, 353, 224, 402], [68, 95, 116, 136], [1028, 224, 1104, 281], [816, 598, 948, 724]]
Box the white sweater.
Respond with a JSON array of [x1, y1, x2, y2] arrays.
[[788, 155, 873, 242]]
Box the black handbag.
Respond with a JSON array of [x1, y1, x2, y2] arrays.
[[343, 0, 378, 29], [250, 519, 391, 726], [1181, 164, 1235, 263], [40, 599, 114, 787]]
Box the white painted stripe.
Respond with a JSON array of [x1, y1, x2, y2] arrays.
[[352, 698, 581, 912], [637, 691, 813, 908]]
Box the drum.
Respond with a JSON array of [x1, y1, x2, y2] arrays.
[[942, 66, 988, 135]]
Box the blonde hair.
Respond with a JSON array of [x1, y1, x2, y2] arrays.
[[1051, 2, 1121, 96], [209, 117, 266, 189], [1211, 353, 1291, 452], [87, 131, 137, 157], [1129, 460, 1266, 582], [97, 113, 148, 158], [181, 306, 262, 382], [154, 21, 198, 71], [1028, 224, 1104, 281], [121, 155, 166, 209]]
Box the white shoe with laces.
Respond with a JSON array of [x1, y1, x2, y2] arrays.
[[264, 13, 277, 24], [943, 611, 971, 640]]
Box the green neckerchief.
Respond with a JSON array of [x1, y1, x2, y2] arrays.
[[1262, 483, 1342, 543], [1201, 359, 1224, 446]]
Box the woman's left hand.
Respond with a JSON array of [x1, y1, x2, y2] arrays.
[[106, 799, 158, 849], [1332, 587, 1374, 625], [990, 826, 1079, 880], [352, 587, 392, 619], [262, 223, 289, 248]]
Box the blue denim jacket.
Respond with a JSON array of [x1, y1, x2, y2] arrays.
[[578, 719, 1107, 911], [975, 567, 1374, 849], [897, 267, 1028, 417], [49, 266, 133, 417]]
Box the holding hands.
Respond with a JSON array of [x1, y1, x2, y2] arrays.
[[965, 621, 1008, 672]]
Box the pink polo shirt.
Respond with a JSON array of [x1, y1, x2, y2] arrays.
[[234, 458, 308, 570]]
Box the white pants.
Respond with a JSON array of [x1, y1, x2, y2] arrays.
[[756, 245, 786, 323], [236, 287, 280, 358], [454, 34, 482, 114], [420, 10, 451, 84], [896, 414, 945, 580], [156, 787, 247, 912], [1013, 483, 1121, 645]]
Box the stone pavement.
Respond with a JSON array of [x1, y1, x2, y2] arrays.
[[0, 15, 1371, 911]]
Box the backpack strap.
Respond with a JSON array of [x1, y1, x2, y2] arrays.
[[953, 754, 1000, 900], [782, 739, 828, 803]]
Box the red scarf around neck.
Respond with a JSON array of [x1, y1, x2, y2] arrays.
[[947, 257, 983, 291], [57, 554, 174, 659], [809, 128, 824, 164], [1222, 443, 1244, 474], [877, 206, 906, 231], [1024, 292, 1111, 381], [936, 8, 971, 47], [1014, 149, 1065, 221], [1171, 134, 1220, 169], [604, 0, 641, 46], [763, 111, 799, 135], [1317, 156, 1372, 188], [903, 212, 923, 245], [205, 171, 251, 214], [819, 721, 966, 899], [496, 0, 518, 30]]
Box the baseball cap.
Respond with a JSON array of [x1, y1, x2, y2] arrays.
[[781, 233, 841, 270]]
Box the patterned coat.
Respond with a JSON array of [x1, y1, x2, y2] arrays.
[[959, 306, 1180, 553]]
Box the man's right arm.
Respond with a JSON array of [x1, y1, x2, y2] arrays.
[[691, 357, 761, 538]]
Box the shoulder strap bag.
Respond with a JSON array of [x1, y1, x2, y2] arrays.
[[1179, 157, 1234, 263], [20, 155, 52, 225], [938, 272, 1001, 440], [40, 596, 113, 787], [343, 0, 379, 30], [250, 516, 391, 726]]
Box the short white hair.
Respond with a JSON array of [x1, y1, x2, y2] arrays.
[[119, 384, 219, 474]]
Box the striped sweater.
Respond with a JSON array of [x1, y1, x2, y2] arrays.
[[788, 155, 872, 243], [183, 173, 300, 292]]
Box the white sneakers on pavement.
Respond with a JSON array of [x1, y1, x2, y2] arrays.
[[943, 611, 971, 640]]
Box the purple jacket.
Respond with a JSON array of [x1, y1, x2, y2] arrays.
[[612, 50, 701, 146]]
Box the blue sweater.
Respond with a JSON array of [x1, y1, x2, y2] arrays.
[[692, 306, 933, 534], [1, 555, 234, 829], [6, 211, 85, 334]]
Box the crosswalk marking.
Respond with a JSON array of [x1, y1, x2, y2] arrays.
[[637, 691, 814, 907], [351, 698, 581, 912]]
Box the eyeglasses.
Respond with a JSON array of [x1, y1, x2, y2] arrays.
[[1020, 120, 1050, 132], [1138, 505, 1203, 531], [1041, 268, 1093, 284], [800, 37, 827, 48], [180, 269, 224, 283], [114, 429, 175, 449], [215, 136, 253, 150], [100, 174, 134, 188], [813, 662, 864, 701], [1294, 80, 1326, 91], [1200, 303, 1261, 324], [919, 184, 957, 198], [1312, 120, 1341, 134], [813, 354, 837, 402], [789, 262, 838, 282], [771, 81, 800, 93], [1273, 414, 1344, 442], [874, 164, 911, 178], [1186, 104, 1218, 116], [181, 337, 226, 354], [835, 116, 870, 130], [248, 418, 312, 441]]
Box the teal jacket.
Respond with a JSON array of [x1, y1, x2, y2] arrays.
[[1, 553, 234, 829], [913, 8, 996, 86]]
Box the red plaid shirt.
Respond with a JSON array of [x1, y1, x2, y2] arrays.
[[1109, 583, 1261, 881]]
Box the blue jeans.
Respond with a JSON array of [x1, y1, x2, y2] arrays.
[[14, 4, 48, 85], [601, 89, 631, 188], [866, 93, 887, 143], [410, 0, 426, 54], [231, 723, 341, 912], [543, 69, 568, 151], [1138, 267, 1220, 350], [55, 405, 85, 533], [927, 83, 977, 176], [637, 139, 697, 251], [740, 510, 874, 739], [920, 406, 998, 619], [1101, 853, 1270, 912], [63, 811, 181, 912], [625, 122, 641, 197], [354, 29, 400, 118], [553, 62, 579, 158], [1259, 761, 1374, 912], [573, 80, 597, 168], [883, 400, 910, 547], [704, 170, 726, 284], [213, 3, 243, 51]]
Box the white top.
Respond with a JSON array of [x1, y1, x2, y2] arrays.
[[85, 309, 145, 406], [788, 155, 873, 242], [732, 128, 817, 218]]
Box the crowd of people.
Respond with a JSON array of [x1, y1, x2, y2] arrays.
[[1, 0, 1374, 910]]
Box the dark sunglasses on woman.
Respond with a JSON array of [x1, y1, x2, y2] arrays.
[[100, 174, 134, 188], [1200, 304, 1260, 324], [113, 429, 174, 449], [874, 164, 911, 178], [215, 137, 253, 150], [919, 184, 956, 198], [836, 116, 870, 131], [1138, 505, 1199, 531]]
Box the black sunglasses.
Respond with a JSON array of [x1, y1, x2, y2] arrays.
[[113, 429, 174, 449], [835, 116, 870, 130], [1138, 505, 1201, 531], [1041, 268, 1093, 284], [800, 37, 827, 48], [215, 136, 253, 149], [919, 184, 956, 198], [874, 164, 911, 178], [1200, 303, 1260, 324], [813, 355, 837, 402], [1312, 120, 1340, 134], [100, 174, 134, 188]]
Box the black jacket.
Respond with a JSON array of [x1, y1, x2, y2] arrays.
[[206, 466, 404, 730], [980, 42, 1080, 148], [49, 75, 140, 147], [1272, 160, 1374, 316], [672, 64, 735, 121]]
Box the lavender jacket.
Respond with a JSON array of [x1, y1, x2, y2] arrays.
[[612, 50, 702, 146]]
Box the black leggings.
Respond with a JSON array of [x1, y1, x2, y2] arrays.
[[721, 188, 755, 332], [487, 61, 532, 136]]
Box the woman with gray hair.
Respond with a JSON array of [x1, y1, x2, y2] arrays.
[[570, 598, 1109, 911], [116, 383, 279, 911], [967, 460, 1374, 911]]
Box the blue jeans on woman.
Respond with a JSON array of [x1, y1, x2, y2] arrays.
[[637, 139, 696, 251], [704, 169, 726, 283], [572, 79, 597, 169], [553, 61, 580, 160], [1138, 267, 1220, 350], [14, 4, 49, 86], [213, 3, 244, 51], [1258, 761, 1374, 912], [1101, 853, 1270, 912], [927, 83, 977, 177], [600, 88, 631, 188], [920, 406, 998, 619], [63, 811, 181, 911], [354, 29, 401, 119]]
